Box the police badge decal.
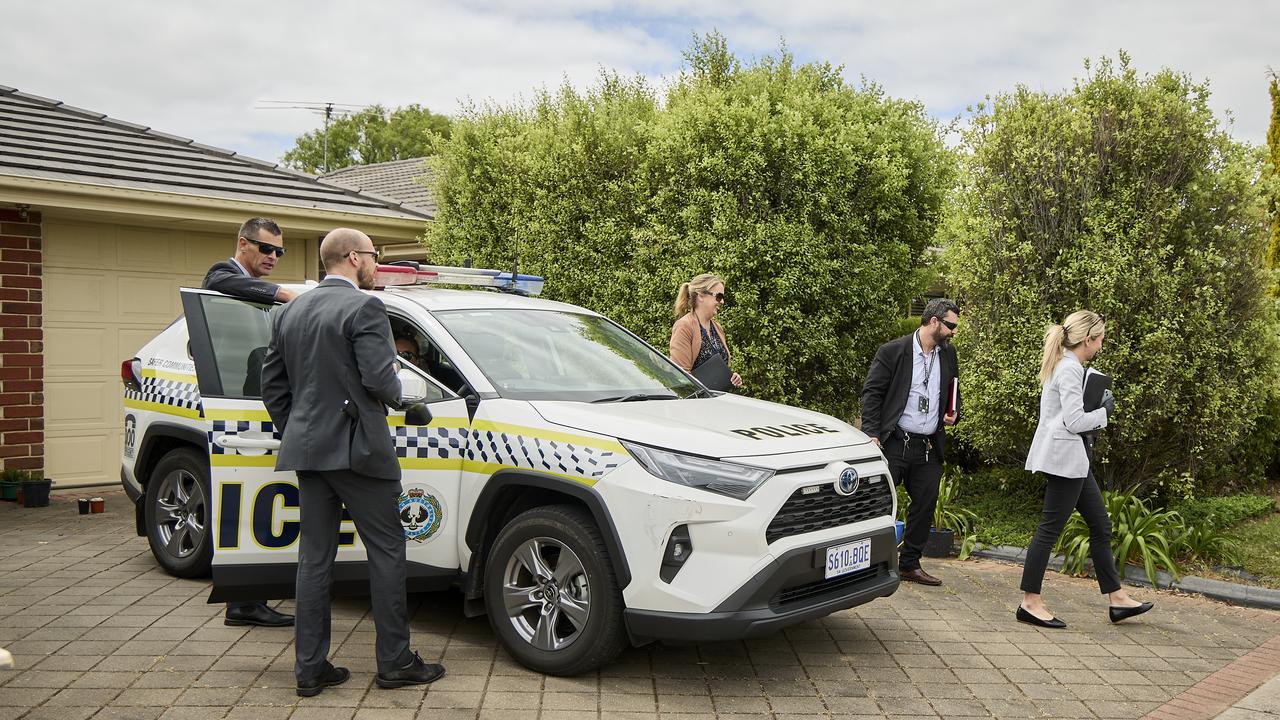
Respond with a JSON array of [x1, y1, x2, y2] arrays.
[[397, 486, 444, 543]]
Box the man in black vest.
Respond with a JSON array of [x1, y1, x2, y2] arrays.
[[860, 299, 961, 587], [202, 217, 296, 627]]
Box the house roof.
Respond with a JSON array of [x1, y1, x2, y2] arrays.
[[0, 86, 434, 221], [322, 158, 437, 215]]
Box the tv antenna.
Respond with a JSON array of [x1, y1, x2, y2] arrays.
[[255, 100, 369, 173]]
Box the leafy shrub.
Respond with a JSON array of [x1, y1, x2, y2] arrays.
[[1171, 494, 1276, 531], [1172, 524, 1242, 566], [426, 33, 954, 422], [942, 53, 1280, 494], [953, 466, 1043, 546], [895, 470, 978, 534], [1056, 487, 1182, 586]]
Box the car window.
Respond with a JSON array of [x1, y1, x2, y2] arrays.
[[198, 295, 273, 398], [435, 309, 699, 401], [389, 315, 471, 396]]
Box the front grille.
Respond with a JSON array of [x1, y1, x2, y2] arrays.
[[771, 562, 887, 607], [765, 475, 894, 544]]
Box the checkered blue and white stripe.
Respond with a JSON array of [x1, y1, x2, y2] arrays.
[[467, 429, 625, 480], [394, 425, 470, 459], [125, 377, 203, 413], [210, 420, 277, 455]]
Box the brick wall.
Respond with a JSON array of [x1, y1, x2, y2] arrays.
[[0, 207, 42, 474]]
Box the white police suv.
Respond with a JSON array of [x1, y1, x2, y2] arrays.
[[119, 264, 899, 675]]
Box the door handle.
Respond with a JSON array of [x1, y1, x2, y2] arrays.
[[214, 435, 281, 451]]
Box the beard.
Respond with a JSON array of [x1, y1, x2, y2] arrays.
[[357, 262, 376, 290], [932, 325, 951, 347]]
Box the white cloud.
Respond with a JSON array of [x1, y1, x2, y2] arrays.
[[3, 0, 1275, 164]]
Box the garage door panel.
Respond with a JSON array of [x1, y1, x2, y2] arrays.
[[46, 271, 107, 319], [46, 379, 112, 426], [46, 431, 116, 482], [46, 327, 108, 374], [43, 220, 110, 268], [183, 233, 232, 274], [118, 275, 187, 323], [118, 226, 183, 271], [120, 327, 162, 359]]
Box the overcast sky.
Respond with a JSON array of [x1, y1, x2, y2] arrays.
[[4, 1, 1277, 166]]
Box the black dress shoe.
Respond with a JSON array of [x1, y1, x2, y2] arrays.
[[1016, 606, 1067, 629], [225, 603, 295, 627], [376, 652, 446, 689], [899, 568, 943, 586], [1109, 601, 1154, 623], [296, 663, 350, 697]]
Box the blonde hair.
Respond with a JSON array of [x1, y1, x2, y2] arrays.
[[673, 273, 724, 318], [1039, 310, 1106, 384]]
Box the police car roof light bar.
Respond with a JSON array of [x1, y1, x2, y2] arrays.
[[376, 262, 545, 296]]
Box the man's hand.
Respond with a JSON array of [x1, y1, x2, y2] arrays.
[[730, 372, 743, 388], [943, 410, 958, 426], [870, 437, 881, 448], [275, 287, 298, 302]]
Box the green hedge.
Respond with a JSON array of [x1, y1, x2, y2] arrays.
[[425, 34, 954, 421]]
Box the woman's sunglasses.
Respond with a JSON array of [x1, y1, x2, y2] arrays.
[[701, 290, 726, 302]]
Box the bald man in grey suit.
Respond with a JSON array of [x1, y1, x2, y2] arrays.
[[261, 228, 445, 697]]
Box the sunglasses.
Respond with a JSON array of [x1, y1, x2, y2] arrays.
[[1088, 312, 1106, 334], [351, 249, 381, 261], [701, 290, 726, 302], [397, 349, 420, 362], [244, 238, 286, 257], [940, 318, 957, 331]]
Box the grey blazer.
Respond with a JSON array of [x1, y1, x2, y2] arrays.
[[260, 278, 403, 480], [1024, 351, 1108, 478]]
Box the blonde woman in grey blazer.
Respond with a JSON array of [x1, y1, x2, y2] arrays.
[[1016, 311, 1153, 629]]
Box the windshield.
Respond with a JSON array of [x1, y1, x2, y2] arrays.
[[435, 309, 701, 401]]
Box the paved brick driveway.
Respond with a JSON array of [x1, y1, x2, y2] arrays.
[[2, 489, 1278, 719]]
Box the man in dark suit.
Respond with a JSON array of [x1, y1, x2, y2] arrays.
[[860, 298, 961, 587], [261, 228, 445, 697], [202, 217, 295, 628]]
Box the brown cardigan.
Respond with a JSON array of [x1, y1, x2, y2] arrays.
[[669, 312, 730, 372]]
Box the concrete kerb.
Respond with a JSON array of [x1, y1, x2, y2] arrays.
[[970, 544, 1280, 610]]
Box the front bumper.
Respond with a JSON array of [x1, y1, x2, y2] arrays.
[[624, 525, 898, 643]]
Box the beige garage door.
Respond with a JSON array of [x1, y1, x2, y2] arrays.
[[43, 217, 308, 488]]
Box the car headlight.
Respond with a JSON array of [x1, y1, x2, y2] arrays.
[[621, 441, 774, 500]]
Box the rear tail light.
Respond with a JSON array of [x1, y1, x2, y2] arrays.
[[121, 358, 142, 392]]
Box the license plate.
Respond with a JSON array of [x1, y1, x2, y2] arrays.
[[824, 538, 872, 579]]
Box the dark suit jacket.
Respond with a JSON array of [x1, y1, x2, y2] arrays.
[[859, 331, 961, 461], [203, 259, 280, 303], [260, 278, 403, 480]]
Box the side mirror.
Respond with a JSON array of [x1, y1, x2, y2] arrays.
[[397, 366, 429, 404], [404, 402, 433, 426]]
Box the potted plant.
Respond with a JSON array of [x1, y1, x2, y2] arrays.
[[21, 474, 52, 508], [897, 471, 978, 557], [0, 469, 21, 502]]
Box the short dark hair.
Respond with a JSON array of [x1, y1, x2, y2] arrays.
[[238, 217, 281, 242], [920, 298, 960, 326]]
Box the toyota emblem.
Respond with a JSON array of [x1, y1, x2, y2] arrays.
[[835, 467, 860, 496]]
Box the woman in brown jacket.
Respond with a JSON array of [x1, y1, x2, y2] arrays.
[[668, 273, 743, 388]]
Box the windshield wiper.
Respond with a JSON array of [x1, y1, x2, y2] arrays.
[[680, 387, 714, 399], [591, 393, 679, 403]]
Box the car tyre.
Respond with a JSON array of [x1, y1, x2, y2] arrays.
[[484, 504, 628, 675], [145, 447, 213, 578]]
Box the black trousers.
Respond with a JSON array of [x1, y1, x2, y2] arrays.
[[1020, 470, 1122, 595], [295, 469, 413, 681], [885, 431, 942, 572]]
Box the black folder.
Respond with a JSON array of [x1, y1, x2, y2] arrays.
[[692, 353, 732, 392], [1082, 368, 1112, 412]]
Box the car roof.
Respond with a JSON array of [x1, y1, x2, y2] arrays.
[[276, 282, 596, 315]]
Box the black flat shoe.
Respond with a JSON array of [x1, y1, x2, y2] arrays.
[[296, 663, 350, 697], [376, 651, 446, 689], [1109, 601, 1154, 623], [225, 603, 295, 627], [1016, 606, 1067, 629]]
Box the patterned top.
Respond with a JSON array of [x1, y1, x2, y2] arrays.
[[694, 321, 728, 369]]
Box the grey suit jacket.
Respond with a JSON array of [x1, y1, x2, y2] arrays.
[[203, 259, 280, 303], [1025, 351, 1108, 478], [260, 278, 403, 480]]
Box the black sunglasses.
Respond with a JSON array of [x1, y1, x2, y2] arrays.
[[701, 290, 726, 302], [244, 238, 286, 257], [940, 318, 958, 331], [1088, 312, 1106, 334], [397, 349, 420, 362]]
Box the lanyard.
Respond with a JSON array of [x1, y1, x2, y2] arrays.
[[916, 330, 936, 390]]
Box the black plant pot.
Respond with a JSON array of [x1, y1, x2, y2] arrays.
[[923, 527, 954, 557], [21, 478, 52, 508]]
